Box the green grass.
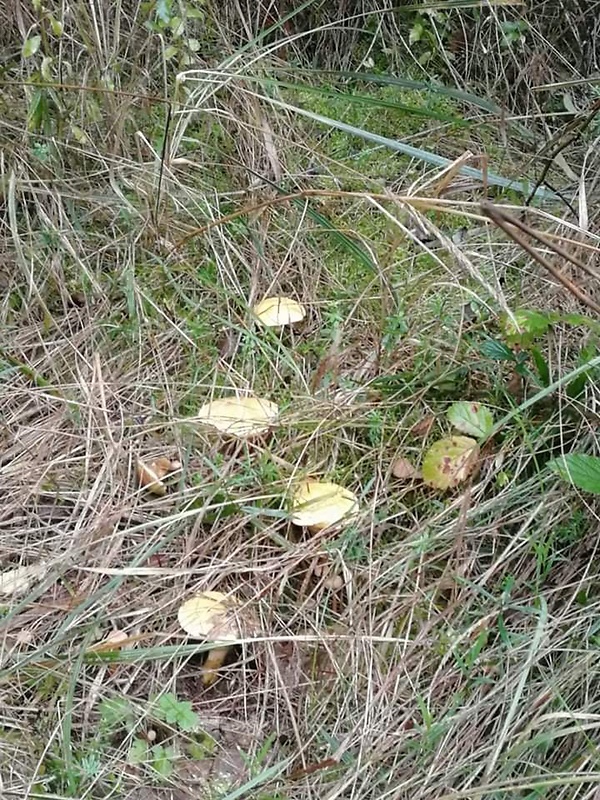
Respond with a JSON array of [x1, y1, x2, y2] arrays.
[[1, 2, 600, 799]]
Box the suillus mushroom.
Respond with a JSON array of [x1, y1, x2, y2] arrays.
[[136, 456, 182, 496], [291, 480, 359, 533], [252, 296, 306, 328], [177, 590, 256, 686], [196, 396, 279, 438]]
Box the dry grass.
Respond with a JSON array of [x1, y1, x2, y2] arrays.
[[2, 2, 600, 799]]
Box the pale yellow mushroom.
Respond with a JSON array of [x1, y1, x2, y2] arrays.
[[196, 396, 279, 438], [252, 296, 306, 328], [291, 480, 359, 533], [177, 591, 256, 686]]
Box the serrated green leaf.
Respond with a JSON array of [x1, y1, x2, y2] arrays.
[[128, 738, 148, 765], [23, 35, 41, 58], [549, 454, 600, 495], [422, 436, 480, 490], [479, 338, 515, 361], [502, 309, 550, 346], [98, 696, 135, 728], [151, 744, 174, 777], [154, 692, 199, 731], [447, 401, 494, 439]]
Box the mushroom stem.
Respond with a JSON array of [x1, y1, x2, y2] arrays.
[[202, 645, 230, 685]]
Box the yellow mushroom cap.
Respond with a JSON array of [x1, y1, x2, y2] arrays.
[[196, 396, 279, 438], [177, 591, 243, 641], [253, 296, 306, 328], [291, 480, 359, 531]]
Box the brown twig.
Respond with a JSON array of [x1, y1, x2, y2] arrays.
[[525, 98, 600, 207], [481, 201, 600, 315]]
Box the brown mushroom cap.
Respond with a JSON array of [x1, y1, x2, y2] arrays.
[[136, 457, 181, 495]]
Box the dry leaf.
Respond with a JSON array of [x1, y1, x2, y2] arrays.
[[88, 630, 130, 654], [411, 414, 435, 438], [15, 629, 35, 645], [506, 370, 524, 401], [391, 457, 420, 480], [216, 327, 239, 361], [421, 436, 480, 490]]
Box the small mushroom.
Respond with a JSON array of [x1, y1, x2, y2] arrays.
[[196, 396, 279, 438], [252, 296, 306, 328], [313, 561, 344, 590], [177, 591, 256, 686], [136, 456, 182, 496], [291, 480, 359, 533]]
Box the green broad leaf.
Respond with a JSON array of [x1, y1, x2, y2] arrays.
[[40, 56, 54, 81], [447, 401, 494, 439], [27, 90, 48, 132], [70, 124, 89, 144], [567, 344, 598, 398], [187, 735, 216, 760], [128, 738, 148, 765], [501, 309, 550, 346], [169, 15, 184, 37], [23, 35, 41, 58], [49, 16, 63, 36], [479, 338, 515, 362], [558, 312, 600, 335], [155, 0, 172, 23], [548, 454, 600, 495], [530, 346, 550, 387], [422, 436, 480, 490], [154, 692, 199, 732]]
